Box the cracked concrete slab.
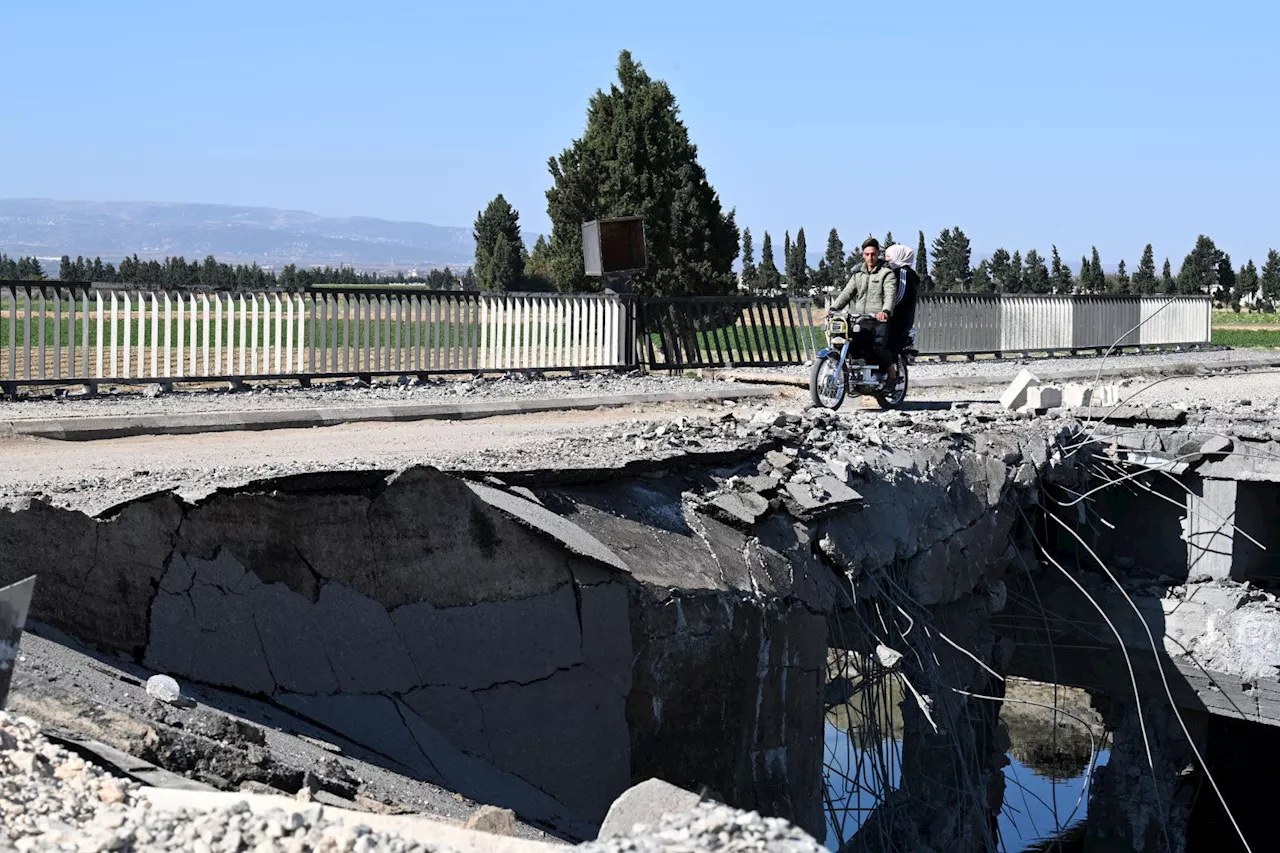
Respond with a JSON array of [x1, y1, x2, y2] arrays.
[[390, 585, 583, 691]]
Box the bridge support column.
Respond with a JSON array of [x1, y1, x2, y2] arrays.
[[1086, 698, 1207, 853]]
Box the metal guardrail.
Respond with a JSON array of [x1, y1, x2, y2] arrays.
[[0, 283, 1213, 389], [638, 296, 819, 370], [913, 294, 1210, 357]]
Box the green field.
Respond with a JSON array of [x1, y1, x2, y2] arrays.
[[1212, 310, 1280, 326], [1212, 328, 1280, 348]]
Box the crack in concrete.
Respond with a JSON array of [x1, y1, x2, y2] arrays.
[[290, 543, 324, 603], [391, 696, 443, 779], [470, 662, 583, 694]]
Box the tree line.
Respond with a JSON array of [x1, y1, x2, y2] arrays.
[[732, 227, 1280, 308], [0, 252, 476, 292], [469, 49, 1279, 309]]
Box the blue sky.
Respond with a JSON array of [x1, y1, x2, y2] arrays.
[[3, 0, 1277, 269]]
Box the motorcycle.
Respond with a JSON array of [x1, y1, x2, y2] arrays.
[[809, 313, 918, 410]]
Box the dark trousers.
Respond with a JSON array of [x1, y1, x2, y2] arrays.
[[854, 319, 894, 371]]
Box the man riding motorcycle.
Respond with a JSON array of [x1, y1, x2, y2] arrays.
[[827, 237, 899, 383]]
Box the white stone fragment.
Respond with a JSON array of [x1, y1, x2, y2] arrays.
[[145, 674, 182, 704], [999, 370, 1041, 411], [1061, 383, 1092, 408]]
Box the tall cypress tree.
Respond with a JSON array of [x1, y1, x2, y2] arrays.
[[1114, 259, 1130, 294], [783, 231, 793, 290], [1260, 250, 1280, 304], [545, 51, 738, 295], [740, 228, 758, 292], [1132, 244, 1157, 294], [1078, 255, 1092, 293], [988, 249, 1012, 293], [1237, 259, 1260, 304], [883, 231, 895, 249], [1089, 246, 1105, 292], [759, 231, 781, 294], [916, 231, 928, 278], [792, 228, 809, 293], [1217, 252, 1237, 304], [473, 194, 526, 292], [1161, 258, 1176, 294], [1050, 246, 1073, 292], [823, 228, 845, 290]]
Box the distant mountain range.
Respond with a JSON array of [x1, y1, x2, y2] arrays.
[[0, 199, 475, 271]]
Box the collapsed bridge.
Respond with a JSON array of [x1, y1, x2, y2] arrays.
[[4, 398, 1278, 852]]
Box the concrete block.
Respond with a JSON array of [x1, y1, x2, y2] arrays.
[[1000, 369, 1041, 410], [1021, 385, 1062, 411], [598, 778, 704, 838], [1061, 383, 1093, 408]]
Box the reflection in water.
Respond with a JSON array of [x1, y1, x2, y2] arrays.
[[822, 677, 1110, 852]]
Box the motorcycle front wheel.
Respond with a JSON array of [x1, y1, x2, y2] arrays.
[[810, 353, 846, 410]]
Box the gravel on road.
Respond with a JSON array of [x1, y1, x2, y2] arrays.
[[578, 802, 825, 853], [723, 346, 1280, 384], [0, 372, 706, 422]]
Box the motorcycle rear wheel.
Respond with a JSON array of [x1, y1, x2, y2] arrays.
[[874, 354, 909, 409]]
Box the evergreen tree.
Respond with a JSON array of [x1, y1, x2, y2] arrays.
[[930, 227, 971, 291], [545, 51, 738, 295], [1261, 250, 1280, 303], [1050, 246, 1073, 292], [822, 228, 845, 291], [758, 231, 781, 294], [1024, 249, 1051, 293], [1132, 244, 1158, 294], [1176, 235, 1222, 296], [1086, 246, 1102, 292], [916, 231, 928, 278], [740, 228, 758, 292], [1009, 250, 1024, 294], [883, 231, 894, 249], [1078, 255, 1091, 294], [971, 260, 993, 292], [1114, 259, 1130, 294], [525, 235, 556, 291], [1161, 258, 1176, 293], [988, 248, 1012, 292], [791, 228, 809, 293], [783, 231, 793, 289], [58, 256, 75, 281], [1237, 259, 1260, 303], [473, 194, 526, 292], [1216, 252, 1237, 304]]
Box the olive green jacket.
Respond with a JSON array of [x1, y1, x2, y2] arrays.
[[830, 261, 897, 316]]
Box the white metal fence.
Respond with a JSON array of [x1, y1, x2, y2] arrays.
[[915, 294, 1211, 356], [0, 285, 630, 387]]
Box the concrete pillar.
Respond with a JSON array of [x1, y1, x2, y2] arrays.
[[1085, 700, 1207, 853], [1184, 476, 1238, 582]]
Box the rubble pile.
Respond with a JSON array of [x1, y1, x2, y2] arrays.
[[578, 802, 826, 853], [0, 712, 460, 853]]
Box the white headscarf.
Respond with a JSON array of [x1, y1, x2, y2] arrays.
[[885, 244, 915, 270]]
